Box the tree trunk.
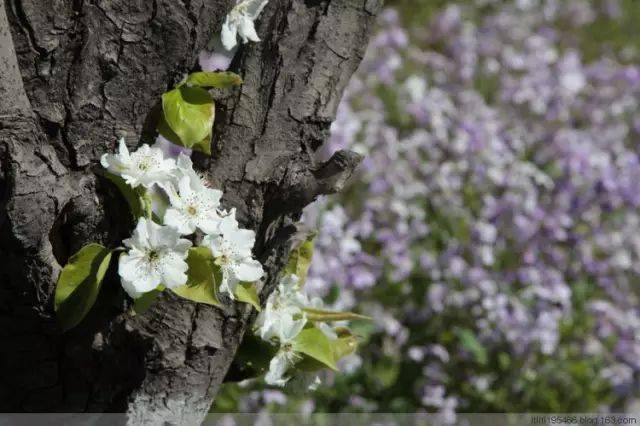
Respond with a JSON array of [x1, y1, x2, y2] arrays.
[[0, 0, 380, 422]]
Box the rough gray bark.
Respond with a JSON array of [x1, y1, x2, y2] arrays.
[[0, 0, 380, 422]]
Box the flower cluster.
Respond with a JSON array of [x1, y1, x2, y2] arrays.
[[228, 0, 640, 416], [102, 138, 264, 300], [251, 258, 361, 387]]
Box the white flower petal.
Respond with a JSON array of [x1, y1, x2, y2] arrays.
[[203, 187, 223, 206], [238, 16, 260, 43], [218, 211, 239, 236], [118, 254, 161, 293], [265, 352, 292, 387], [278, 315, 306, 342], [221, 16, 238, 50], [164, 208, 196, 235], [231, 258, 264, 282], [318, 323, 338, 340], [218, 268, 238, 298], [150, 185, 170, 219], [205, 235, 225, 258], [117, 137, 130, 158], [124, 218, 151, 250], [159, 257, 189, 289], [228, 228, 256, 254], [177, 175, 193, 198], [121, 278, 143, 299], [198, 216, 222, 235], [174, 239, 193, 254]]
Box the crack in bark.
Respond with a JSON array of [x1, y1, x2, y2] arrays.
[[10, 0, 46, 56]]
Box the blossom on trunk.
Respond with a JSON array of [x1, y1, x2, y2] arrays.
[[263, 314, 306, 386], [201, 210, 264, 297], [256, 274, 308, 341], [118, 218, 192, 298], [163, 176, 223, 235], [101, 138, 176, 189]]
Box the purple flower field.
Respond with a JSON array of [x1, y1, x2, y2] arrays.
[[214, 0, 640, 416]]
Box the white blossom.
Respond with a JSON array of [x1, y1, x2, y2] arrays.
[[101, 138, 176, 188], [118, 218, 192, 298], [258, 274, 313, 386], [263, 316, 306, 386], [221, 0, 269, 51], [201, 210, 264, 297], [173, 153, 210, 192], [256, 274, 308, 341], [264, 348, 299, 387], [163, 176, 223, 235]]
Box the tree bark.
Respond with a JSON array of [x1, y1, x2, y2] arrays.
[[0, 0, 380, 422]]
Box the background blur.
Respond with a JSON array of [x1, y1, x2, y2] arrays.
[[214, 0, 640, 416]]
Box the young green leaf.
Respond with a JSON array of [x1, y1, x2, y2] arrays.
[[292, 326, 338, 371], [161, 86, 215, 150], [98, 170, 144, 219], [295, 354, 330, 372], [303, 307, 371, 322], [332, 335, 359, 360], [296, 333, 358, 372], [133, 286, 164, 314], [156, 113, 182, 146], [284, 232, 316, 285], [170, 247, 222, 307], [234, 282, 261, 311], [185, 71, 243, 88], [55, 243, 113, 331], [192, 131, 212, 156]]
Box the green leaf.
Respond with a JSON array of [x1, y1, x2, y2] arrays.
[[284, 232, 316, 285], [192, 131, 212, 156], [157, 113, 182, 146], [170, 247, 222, 306], [292, 326, 338, 371], [157, 113, 213, 156], [98, 170, 144, 219], [332, 334, 359, 360], [161, 86, 215, 150], [297, 332, 358, 372], [234, 282, 261, 311], [455, 327, 488, 366], [185, 71, 243, 88], [55, 244, 113, 331], [133, 286, 164, 314], [302, 307, 371, 322]]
